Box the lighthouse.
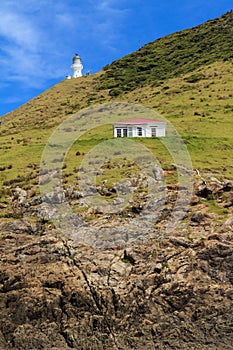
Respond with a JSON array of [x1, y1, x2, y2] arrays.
[[71, 53, 83, 78]]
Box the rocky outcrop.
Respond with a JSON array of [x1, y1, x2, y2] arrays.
[[0, 221, 233, 350], [0, 176, 232, 349]]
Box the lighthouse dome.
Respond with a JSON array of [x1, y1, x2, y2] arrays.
[[72, 54, 81, 63]]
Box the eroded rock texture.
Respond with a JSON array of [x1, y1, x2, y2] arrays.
[[0, 178, 233, 349], [0, 222, 233, 350]]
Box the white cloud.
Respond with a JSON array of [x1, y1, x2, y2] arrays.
[[0, 2, 61, 85], [0, 11, 39, 51], [0, 0, 129, 88]]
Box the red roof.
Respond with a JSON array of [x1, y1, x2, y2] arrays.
[[113, 118, 165, 125]]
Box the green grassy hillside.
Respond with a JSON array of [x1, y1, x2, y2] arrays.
[[0, 11, 232, 216], [98, 11, 233, 95]]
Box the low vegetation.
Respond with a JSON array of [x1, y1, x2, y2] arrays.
[[0, 11, 232, 217], [98, 11, 233, 93]]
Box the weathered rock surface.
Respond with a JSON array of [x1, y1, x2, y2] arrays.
[[0, 177, 232, 349], [0, 224, 233, 350]]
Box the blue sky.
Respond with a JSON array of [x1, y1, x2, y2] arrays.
[[0, 0, 232, 117]]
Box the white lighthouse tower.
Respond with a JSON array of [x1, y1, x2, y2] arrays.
[[71, 53, 83, 78]]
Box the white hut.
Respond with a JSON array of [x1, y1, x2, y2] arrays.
[[113, 118, 166, 138]]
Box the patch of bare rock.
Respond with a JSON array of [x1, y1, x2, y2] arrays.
[[0, 176, 232, 349], [0, 227, 232, 349]]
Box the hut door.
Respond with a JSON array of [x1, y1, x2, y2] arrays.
[[123, 128, 127, 137]]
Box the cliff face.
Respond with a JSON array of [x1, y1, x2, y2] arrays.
[[0, 222, 233, 350], [0, 179, 232, 350]]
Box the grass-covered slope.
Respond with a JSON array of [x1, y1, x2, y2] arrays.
[[0, 71, 108, 133], [97, 11, 233, 95], [0, 11, 232, 214]]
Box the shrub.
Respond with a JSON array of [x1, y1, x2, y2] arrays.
[[109, 88, 123, 97], [185, 73, 205, 83]]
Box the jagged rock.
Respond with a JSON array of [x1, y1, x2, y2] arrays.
[[223, 192, 233, 208], [87, 206, 104, 215], [112, 197, 125, 205], [25, 196, 43, 207], [43, 190, 66, 204], [190, 195, 200, 205], [98, 186, 116, 196], [69, 190, 84, 199], [114, 180, 133, 195], [0, 200, 8, 208], [0, 175, 232, 349], [221, 215, 233, 231], [152, 166, 164, 181], [12, 186, 27, 204], [191, 211, 205, 223], [196, 183, 213, 198], [0, 227, 232, 350]]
